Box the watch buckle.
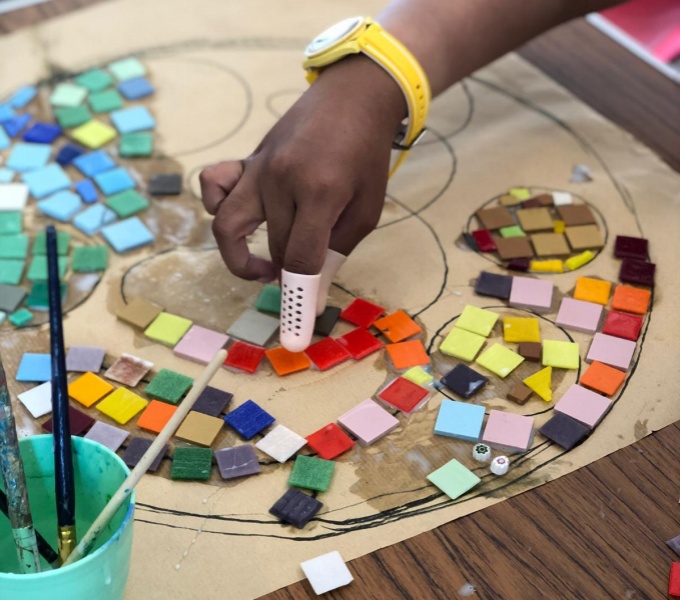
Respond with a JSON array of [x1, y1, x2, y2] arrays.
[[392, 125, 427, 151]]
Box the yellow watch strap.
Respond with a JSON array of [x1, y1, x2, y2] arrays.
[[303, 18, 431, 177]]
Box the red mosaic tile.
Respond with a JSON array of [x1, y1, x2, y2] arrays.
[[337, 327, 383, 359], [377, 377, 429, 414], [471, 229, 496, 252], [224, 340, 266, 373], [306, 423, 355, 460], [602, 310, 643, 341], [340, 298, 386, 328], [304, 337, 351, 371]]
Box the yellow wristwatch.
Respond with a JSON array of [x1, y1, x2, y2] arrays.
[[303, 16, 431, 176]]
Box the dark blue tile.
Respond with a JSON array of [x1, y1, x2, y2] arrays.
[[439, 364, 488, 399], [269, 488, 322, 528], [23, 122, 62, 144], [223, 399, 275, 440], [55, 144, 84, 166]]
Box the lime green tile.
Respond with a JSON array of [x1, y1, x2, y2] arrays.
[[0, 234, 28, 259], [402, 366, 433, 386], [71, 120, 117, 149], [88, 89, 124, 113], [439, 327, 486, 361], [119, 132, 153, 157], [32, 231, 71, 255], [542, 340, 580, 369], [499, 225, 526, 238], [9, 308, 33, 327], [509, 187, 531, 200], [0, 212, 22, 236], [105, 189, 149, 218], [476, 343, 524, 378], [72, 245, 109, 272], [27, 256, 68, 282], [144, 312, 192, 346], [456, 305, 499, 337], [427, 458, 481, 499], [55, 105, 92, 128], [75, 69, 114, 92], [0, 259, 24, 285]]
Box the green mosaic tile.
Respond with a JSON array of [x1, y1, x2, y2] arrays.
[[0, 212, 22, 236], [32, 231, 71, 255], [288, 455, 335, 492], [108, 57, 146, 82], [170, 447, 212, 481], [255, 285, 281, 314], [26, 281, 66, 310], [75, 69, 114, 92], [145, 368, 194, 405], [0, 234, 28, 259], [72, 245, 108, 272], [119, 132, 153, 157], [88, 89, 124, 113], [9, 308, 33, 327], [105, 189, 149, 218], [0, 259, 25, 285], [499, 225, 526, 238], [26, 256, 68, 282], [55, 105, 92, 128], [426, 458, 481, 499]]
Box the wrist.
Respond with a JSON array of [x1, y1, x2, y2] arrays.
[[315, 54, 407, 137]]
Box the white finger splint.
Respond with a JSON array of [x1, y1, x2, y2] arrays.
[[280, 249, 346, 352]]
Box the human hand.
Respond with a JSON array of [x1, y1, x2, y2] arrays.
[[200, 55, 406, 281]]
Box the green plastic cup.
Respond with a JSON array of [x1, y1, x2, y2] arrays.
[[0, 435, 135, 600]]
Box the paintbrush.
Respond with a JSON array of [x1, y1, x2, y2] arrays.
[[62, 348, 227, 567], [46, 225, 76, 563], [0, 357, 42, 573], [0, 489, 60, 567]]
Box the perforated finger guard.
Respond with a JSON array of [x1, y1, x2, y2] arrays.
[[280, 271, 321, 352], [316, 250, 347, 316]]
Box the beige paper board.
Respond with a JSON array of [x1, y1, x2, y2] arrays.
[[1, 1, 679, 598]]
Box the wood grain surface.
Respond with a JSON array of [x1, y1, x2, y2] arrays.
[[1, 3, 678, 599]]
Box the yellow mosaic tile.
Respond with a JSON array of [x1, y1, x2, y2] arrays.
[[523, 366, 552, 402], [502, 317, 540, 343], [97, 387, 148, 424]]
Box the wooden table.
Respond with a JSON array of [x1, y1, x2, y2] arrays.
[[2, 5, 679, 598]]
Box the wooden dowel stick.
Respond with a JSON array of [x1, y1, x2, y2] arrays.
[[63, 349, 227, 567]]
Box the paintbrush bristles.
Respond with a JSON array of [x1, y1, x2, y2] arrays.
[[63, 349, 228, 567], [0, 358, 42, 573]]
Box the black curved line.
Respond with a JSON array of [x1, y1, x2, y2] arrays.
[[418, 79, 475, 146]]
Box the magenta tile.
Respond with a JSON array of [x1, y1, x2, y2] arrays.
[[554, 384, 612, 428], [555, 298, 603, 334], [509, 276, 554, 312], [586, 333, 636, 371], [173, 325, 229, 364], [337, 399, 399, 445], [481, 410, 534, 453]]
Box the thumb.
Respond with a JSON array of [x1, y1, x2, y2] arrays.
[[199, 160, 244, 215]]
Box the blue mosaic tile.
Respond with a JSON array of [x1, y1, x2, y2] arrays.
[[94, 166, 135, 195], [55, 144, 84, 166], [1, 113, 32, 138], [110, 106, 155, 134], [72, 204, 117, 236], [223, 399, 275, 440], [0, 168, 14, 183], [10, 86, 37, 109], [101, 216, 154, 252], [6, 143, 51, 172], [36, 191, 82, 222], [117, 77, 154, 100], [23, 122, 62, 144], [22, 163, 70, 199], [16, 353, 52, 382], [72, 150, 116, 177], [75, 179, 98, 203], [0, 104, 14, 121], [0, 127, 9, 151]]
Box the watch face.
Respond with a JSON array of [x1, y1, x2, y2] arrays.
[[305, 16, 364, 57]]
